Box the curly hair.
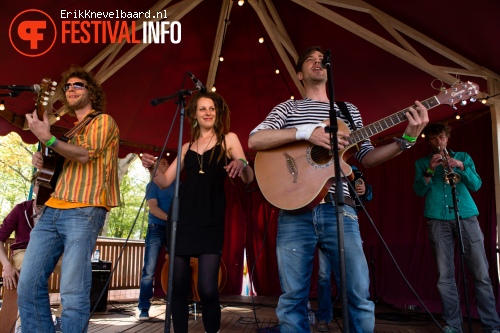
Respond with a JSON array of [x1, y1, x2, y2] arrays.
[[423, 122, 451, 140], [185, 92, 231, 163], [53, 65, 106, 116]]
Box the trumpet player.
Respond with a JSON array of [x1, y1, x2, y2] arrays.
[[413, 122, 500, 333]]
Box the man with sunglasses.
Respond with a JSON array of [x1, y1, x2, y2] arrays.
[[19, 66, 120, 333]]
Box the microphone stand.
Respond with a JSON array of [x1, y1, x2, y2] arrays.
[[150, 87, 196, 333], [322, 49, 350, 332], [0, 91, 21, 97], [447, 175, 473, 333]]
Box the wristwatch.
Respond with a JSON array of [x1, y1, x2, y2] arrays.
[[393, 137, 414, 151]]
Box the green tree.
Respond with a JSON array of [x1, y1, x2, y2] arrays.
[[0, 133, 150, 241], [107, 157, 150, 239], [0, 132, 37, 217]]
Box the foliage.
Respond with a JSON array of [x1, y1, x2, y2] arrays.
[[107, 157, 150, 239], [0, 133, 150, 240], [0, 132, 37, 217]]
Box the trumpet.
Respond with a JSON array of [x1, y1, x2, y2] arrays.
[[438, 146, 461, 184]]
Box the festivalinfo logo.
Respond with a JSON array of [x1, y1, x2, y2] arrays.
[[9, 8, 181, 57]]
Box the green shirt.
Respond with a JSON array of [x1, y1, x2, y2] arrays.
[[413, 150, 481, 220]]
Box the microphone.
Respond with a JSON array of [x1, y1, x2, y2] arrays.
[[0, 84, 41, 93], [187, 72, 207, 94], [321, 49, 331, 69]]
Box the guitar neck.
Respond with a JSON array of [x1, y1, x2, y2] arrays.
[[347, 96, 440, 146]]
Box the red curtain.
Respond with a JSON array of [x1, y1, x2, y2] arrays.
[[155, 111, 499, 318], [240, 111, 499, 316]]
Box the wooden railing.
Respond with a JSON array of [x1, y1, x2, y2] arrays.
[[1, 237, 145, 292]]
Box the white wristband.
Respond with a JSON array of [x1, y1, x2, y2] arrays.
[[295, 122, 327, 141]]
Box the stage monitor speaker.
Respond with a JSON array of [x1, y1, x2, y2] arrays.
[[90, 260, 111, 312]]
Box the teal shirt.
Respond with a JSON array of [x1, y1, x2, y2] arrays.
[[413, 150, 481, 220]]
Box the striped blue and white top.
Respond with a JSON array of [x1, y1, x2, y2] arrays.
[[250, 98, 374, 197]]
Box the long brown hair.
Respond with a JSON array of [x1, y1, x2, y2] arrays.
[[185, 92, 231, 163]]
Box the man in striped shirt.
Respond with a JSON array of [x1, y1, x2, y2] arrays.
[[19, 66, 120, 333], [249, 46, 428, 333]]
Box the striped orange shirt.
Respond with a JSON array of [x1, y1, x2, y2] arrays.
[[46, 113, 120, 208]]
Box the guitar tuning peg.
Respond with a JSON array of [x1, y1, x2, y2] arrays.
[[460, 100, 467, 106], [52, 81, 57, 86], [452, 105, 457, 110], [44, 96, 49, 101], [42, 101, 48, 106]]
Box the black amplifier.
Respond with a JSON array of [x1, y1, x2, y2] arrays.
[[90, 260, 112, 312]]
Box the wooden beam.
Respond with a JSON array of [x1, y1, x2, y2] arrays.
[[291, 0, 461, 85], [488, 78, 500, 251], [87, 0, 203, 83], [308, 0, 500, 80], [249, 0, 305, 97], [207, 0, 233, 89]]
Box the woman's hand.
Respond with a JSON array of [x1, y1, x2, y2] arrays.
[[224, 159, 246, 178]]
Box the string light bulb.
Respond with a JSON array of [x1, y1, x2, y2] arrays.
[[258, 37, 264, 43], [238, 0, 244, 6], [0, 100, 4, 111], [481, 98, 488, 104], [290, 95, 295, 100], [455, 113, 460, 120], [421, 133, 426, 139], [275, 69, 280, 74], [212, 86, 216, 92], [219, 56, 224, 62], [56, 114, 61, 121]]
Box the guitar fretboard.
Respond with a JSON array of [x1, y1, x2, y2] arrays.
[[347, 96, 440, 146]]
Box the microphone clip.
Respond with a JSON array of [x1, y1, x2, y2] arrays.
[[321, 49, 332, 69]]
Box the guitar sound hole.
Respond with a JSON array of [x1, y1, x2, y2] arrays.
[[310, 146, 332, 165]]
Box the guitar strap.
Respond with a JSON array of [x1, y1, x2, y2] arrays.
[[336, 101, 356, 130], [59, 111, 102, 142]]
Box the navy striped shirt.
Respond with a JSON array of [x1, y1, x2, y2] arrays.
[[250, 98, 374, 197]]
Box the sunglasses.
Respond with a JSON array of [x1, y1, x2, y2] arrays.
[[64, 82, 88, 92]]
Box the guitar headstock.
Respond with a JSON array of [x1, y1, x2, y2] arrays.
[[35, 77, 57, 118], [434, 81, 479, 107]]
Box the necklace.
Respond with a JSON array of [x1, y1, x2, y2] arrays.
[[196, 133, 215, 174]]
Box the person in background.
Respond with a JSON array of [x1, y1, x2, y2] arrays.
[[137, 156, 175, 320], [315, 165, 372, 332], [414, 122, 500, 333], [141, 92, 254, 333], [0, 173, 62, 332]]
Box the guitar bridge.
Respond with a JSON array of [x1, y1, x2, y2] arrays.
[[283, 152, 298, 183]]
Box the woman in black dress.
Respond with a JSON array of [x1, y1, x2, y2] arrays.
[[141, 92, 253, 333]]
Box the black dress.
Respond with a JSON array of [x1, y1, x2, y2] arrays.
[[173, 143, 227, 256]]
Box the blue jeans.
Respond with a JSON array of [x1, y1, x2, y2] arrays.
[[138, 224, 168, 310], [276, 203, 374, 333], [17, 206, 106, 333], [428, 217, 500, 333], [316, 249, 333, 323]]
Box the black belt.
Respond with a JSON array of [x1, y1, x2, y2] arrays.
[[322, 194, 356, 208]]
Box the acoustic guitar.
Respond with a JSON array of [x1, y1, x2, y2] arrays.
[[254, 81, 479, 213], [34, 78, 59, 208]]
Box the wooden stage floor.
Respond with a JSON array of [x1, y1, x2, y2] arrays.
[[86, 295, 485, 333]]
